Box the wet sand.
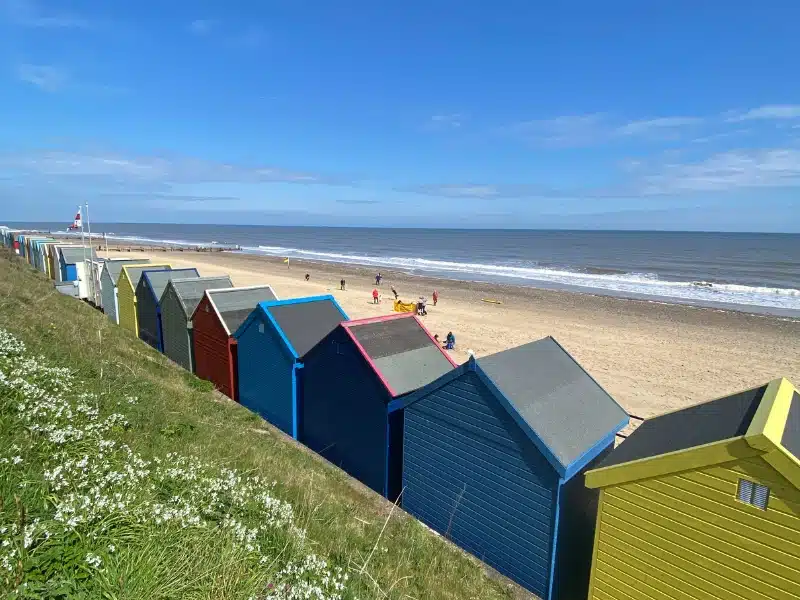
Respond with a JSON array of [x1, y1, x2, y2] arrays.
[[102, 248, 800, 421]]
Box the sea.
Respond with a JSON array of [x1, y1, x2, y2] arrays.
[[7, 223, 800, 317]]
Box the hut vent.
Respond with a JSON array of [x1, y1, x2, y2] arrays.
[[258, 322, 265, 334], [737, 479, 770, 510]]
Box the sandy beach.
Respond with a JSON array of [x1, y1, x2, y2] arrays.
[[102, 248, 800, 421]]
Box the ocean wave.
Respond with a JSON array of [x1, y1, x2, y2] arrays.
[[239, 244, 800, 310]]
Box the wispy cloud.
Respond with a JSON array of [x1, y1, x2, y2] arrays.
[[1, 0, 90, 28], [615, 117, 701, 136], [15, 64, 125, 96], [335, 199, 380, 205], [427, 113, 465, 130], [189, 19, 214, 35], [405, 148, 800, 199], [631, 148, 800, 194], [505, 113, 607, 147], [402, 183, 560, 199], [502, 105, 800, 148], [0, 150, 351, 186], [726, 105, 800, 122], [98, 192, 240, 204], [504, 113, 703, 147], [16, 63, 67, 92]]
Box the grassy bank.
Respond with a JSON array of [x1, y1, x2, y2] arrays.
[[0, 249, 516, 599]]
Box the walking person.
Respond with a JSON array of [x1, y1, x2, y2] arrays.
[[375, 272, 382, 286], [391, 286, 399, 300], [432, 289, 439, 306], [340, 278, 346, 291]]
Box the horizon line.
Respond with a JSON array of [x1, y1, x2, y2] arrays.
[[2, 220, 798, 235]]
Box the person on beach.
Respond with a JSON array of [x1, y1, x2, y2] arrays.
[[375, 272, 382, 286], [305, 273, 310, 282], [391, 286, 399, 300], [434, 334, 440, 344], [372, 288, 379, 304], [432, 290, 439, 306], [340, 278, 346, 291], [445, 331, 455, 350]]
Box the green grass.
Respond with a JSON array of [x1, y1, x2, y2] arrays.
[[0, 250, 518, 600]]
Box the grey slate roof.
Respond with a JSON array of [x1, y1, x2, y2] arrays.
[[143, 268, 200, 302], [477, 336, 628, 470], [267, 299, 345, 357], [219, 308, 256, 336], [60, 247, 97, 263], [124, 265, 169, 290], [208, 286, 277, 334], [597, 384, 767, 469], [348, 317, 454, 397], [784, 391, 800, 459], [209, 286, 277, 312], [171, 276, 233, 317], [105, 259, 150, 285]]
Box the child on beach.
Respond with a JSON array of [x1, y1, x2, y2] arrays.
[[445, 332, 455, 350], [305, 273, 310, 281], [340, 278, 346, 291], [372, 288, 379, 304], [375, 272, 382, 286], [432, 290, 439, 306], [391, 286, 399, 300]]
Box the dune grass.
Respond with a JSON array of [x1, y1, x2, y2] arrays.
[[0, 249, 516, 600]]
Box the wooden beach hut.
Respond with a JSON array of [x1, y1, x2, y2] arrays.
[[42, 243, 59, 279], [302, 313, 457, 499], [23, 236, 44, 269], [160, 275, 233, 372], [100, 259, 150, 323], [192, 285, 278, 399], [50, 244, 80, 283], [85, 258, 108, 306], [391, 337, 629, 600], [117, 264, 171, 336], [59, 246, 97, 290], [234, 296, 347, 437], [49, 244, 71, 282], [584, 377, 800, 600], [136, 268, 200, 352], [31, 238, 56, 273]]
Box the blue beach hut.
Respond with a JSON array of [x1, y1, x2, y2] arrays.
[[302, 313, 457, 500], [390, 337, 629, 600], [234, 295, 348, 438], [59, 246, 96, 282]]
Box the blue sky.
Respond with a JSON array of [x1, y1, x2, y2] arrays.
[[1, 1, 799, 231]]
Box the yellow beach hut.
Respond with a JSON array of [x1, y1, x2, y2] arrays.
[[584, 377, 800, 600], [117, 264, 171, 336]]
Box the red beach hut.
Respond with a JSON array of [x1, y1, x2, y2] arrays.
[[192, 285, 277, 400]]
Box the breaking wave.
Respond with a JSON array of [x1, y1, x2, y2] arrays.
[[240, 245, 800, 311]]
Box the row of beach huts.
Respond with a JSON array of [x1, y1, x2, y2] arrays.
[[3, 227, 799, 600]]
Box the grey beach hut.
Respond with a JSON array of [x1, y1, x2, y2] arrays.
[[160, 276, 234, 371]]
